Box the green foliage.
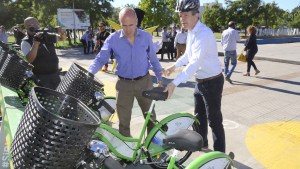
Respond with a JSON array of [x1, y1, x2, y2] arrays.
[[0, 0, 299, 39], [139, 0, 178, 29], [289, 6, 300, 28], [202, 2, 225, 32]]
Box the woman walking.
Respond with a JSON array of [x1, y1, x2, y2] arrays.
[[244, 25, 260, 76]]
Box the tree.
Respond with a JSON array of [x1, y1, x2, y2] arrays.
[[202, 2, 226, 32], [290, 6, 300, 28], [225, 0, 263, 35], [257, 2, 286, 28], [139, 0, 177, 29]]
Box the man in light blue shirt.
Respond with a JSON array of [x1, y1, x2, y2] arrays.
[[221, 21, 240, 84], [89, 7, 163, 137]]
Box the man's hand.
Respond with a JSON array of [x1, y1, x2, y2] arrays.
[[33, 32, 45, 43], [163, 65, 176, 77], [164, 82, 176, 99], [157, 81, 164, 87]]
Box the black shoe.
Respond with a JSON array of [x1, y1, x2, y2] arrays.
[[225, 76, 233, 84]]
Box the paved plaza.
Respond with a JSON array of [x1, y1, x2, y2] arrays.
[[55, 40, 300, 169]]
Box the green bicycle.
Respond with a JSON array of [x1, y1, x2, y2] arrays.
[[162, 129, 234, 169], [93, 87, 199, 169]]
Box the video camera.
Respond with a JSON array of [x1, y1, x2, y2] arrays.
[[29, 27, 57, 44]]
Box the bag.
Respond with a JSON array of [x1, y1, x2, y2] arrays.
[[238, 52, 247, 62]]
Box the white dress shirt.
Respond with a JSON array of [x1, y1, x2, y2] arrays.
[[172, 21, 222, 86], [174, 31, 187, 47], [221, 27, 240, 51]]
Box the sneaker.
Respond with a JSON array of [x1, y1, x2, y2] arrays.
[[225, 76, 233, 84], [255, 70, 260, 75]]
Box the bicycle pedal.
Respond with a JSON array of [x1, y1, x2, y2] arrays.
[[229, 152, 235, 160]]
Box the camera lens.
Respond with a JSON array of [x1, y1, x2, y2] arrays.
[[29, 27, 36, 32]]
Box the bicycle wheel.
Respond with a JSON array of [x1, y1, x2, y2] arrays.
[[146, 114, 199, 169]]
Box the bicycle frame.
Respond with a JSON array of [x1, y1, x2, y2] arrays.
[[93, 100, 198, 162]]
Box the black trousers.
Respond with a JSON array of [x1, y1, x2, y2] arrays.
[[194, 74, 225, 152]]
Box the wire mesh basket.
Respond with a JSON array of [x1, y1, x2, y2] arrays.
[[0, 52, 33, 89], [56, 63, 104, 104], [10, 87, 101, 169], [0, 41, 9, 70]]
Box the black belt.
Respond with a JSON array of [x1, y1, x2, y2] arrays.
[[196, 73, 223, 83], [118, 72, 149, 81]]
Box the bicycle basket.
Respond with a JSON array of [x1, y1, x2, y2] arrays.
[[0, 42, 9, 70], [0, 52, 33, 89], [10, 87, 101, 169], [56, 63, 104, 104]]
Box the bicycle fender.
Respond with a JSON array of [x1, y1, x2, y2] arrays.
[[185, 151, 234, 169]]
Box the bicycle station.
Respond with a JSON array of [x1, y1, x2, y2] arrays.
[[0, 41, 234, 169]]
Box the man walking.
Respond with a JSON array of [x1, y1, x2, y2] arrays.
[[221, 21, 240, 84]]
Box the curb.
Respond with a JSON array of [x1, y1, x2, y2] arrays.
[[218, 52, 300, 65]]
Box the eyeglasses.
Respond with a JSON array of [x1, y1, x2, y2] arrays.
[[99, 25, 104, 27]]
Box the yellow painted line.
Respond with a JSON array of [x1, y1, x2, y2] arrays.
[[101, 79, 116, 97], [246, 122, 300, 169], [61, 65, 116, 96]]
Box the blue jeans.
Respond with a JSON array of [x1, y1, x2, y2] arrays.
[[224, 50, 237, 78], [194, 74, 225, 152]]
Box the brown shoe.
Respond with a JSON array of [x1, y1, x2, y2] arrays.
[[243, 72, 250, 76], [255, 70, 260, 75], [101, 66, 108, 71]]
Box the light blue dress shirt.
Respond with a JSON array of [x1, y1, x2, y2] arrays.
[[88, 28, 163, 81]]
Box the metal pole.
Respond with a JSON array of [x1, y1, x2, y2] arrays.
[[73, 0, 77, 45]]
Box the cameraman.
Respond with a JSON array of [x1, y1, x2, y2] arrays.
[[21, 17, 60, 90]]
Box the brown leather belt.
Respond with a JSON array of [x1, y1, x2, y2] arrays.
[[118, 72, 149, 81], [196, 73, 223, 83]]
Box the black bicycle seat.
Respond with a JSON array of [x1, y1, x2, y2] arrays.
[[163, 129, 203, 152], [142, 87, 168, 101]]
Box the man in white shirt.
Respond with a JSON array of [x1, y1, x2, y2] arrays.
[[221, 21, 240, 84], [174, 27, 187, 60], [164, 0, 226, 153], [161, 26, 170, 60]]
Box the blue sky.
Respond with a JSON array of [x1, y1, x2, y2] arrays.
[[111, 0, 299, 12]]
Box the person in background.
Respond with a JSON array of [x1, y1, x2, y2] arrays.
[[94, 22, 110, 71], [87, 27, 94, 54], [174, 27, 187, 60], [168, 26, 177, 60], [0, 26, 8, 44], [88, 7, 164, 137], [80, 30, 89, 54], [161, 26, 170, 60], [163, 0, 226, 153], [221, 21, 240, 84], [244, 25, 260, 76], [13, 24, 26, 45], [21, 17, 60, 89]]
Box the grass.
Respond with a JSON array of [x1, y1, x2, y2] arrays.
[[7, 33, 223, 49], [8, 35, 82, 49]]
